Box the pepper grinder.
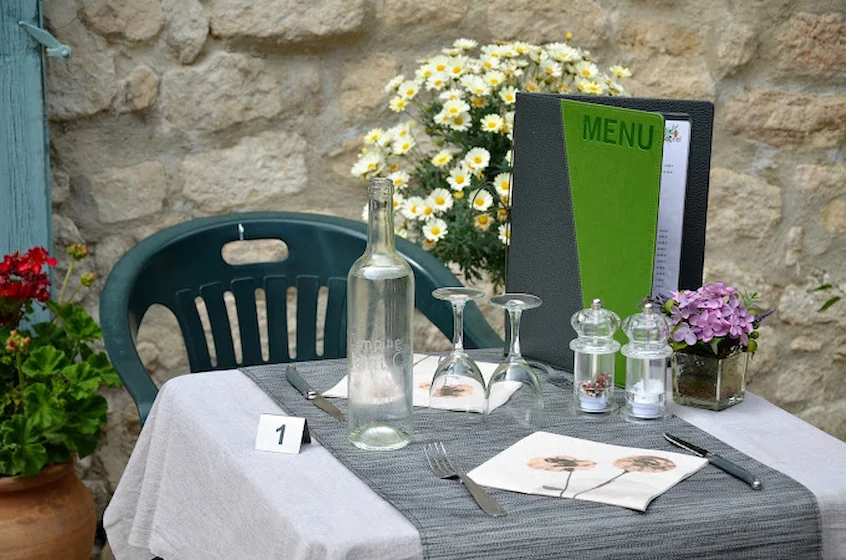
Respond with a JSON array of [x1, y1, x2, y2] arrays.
[[621, 302, 673, 422], [570, 298, 620, 414]]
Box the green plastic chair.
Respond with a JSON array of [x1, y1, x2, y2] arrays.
[[100, 212, 502, 424]]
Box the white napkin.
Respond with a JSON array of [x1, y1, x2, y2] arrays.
[[468, 432, 708, 512], [322, 354, 521, 413]]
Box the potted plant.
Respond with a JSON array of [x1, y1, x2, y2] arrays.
[[351, 37, 632, 287], [655, 282, 771, 411], [0, 245, 120, 559]]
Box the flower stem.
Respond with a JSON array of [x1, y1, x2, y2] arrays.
[[66, 283, 83, 304], [58, 259, 75, 305], [16, 352, 24, 393]]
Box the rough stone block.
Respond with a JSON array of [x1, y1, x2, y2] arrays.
[[207, 0, 364, 41], [160, 53, 287, 132], [89, 161, 167, 223], [820, 199, 846, 234], [725, 90, 846, 148], [117, 65, 159, 113], [181, 132, 308, 213], [794, 163, 846, 192], [162, 0, 208, 64], [339, 53, 397, 123], [82, 0, 165, 42], [486, 0, 604, 47], [777, 12, 846, 77], [706, 168, 782, 243]]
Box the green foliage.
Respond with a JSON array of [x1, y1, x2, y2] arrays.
[[1, 302, 120, 477]]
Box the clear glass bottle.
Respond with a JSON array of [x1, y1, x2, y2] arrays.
[[621, 303, 672, 422], [569, 298, 620, 414], [347, 178, 415, 451]]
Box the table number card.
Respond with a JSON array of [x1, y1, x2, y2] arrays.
[[255, 414, 311, 454]]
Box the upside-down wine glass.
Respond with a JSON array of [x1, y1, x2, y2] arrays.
[[485, 293, 544, 429], [429, 287, 488, 414]]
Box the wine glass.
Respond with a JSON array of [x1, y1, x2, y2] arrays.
[[485, 293, 544, 428], [429, 287, 488, 414]]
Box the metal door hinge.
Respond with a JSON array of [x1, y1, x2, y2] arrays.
[[18, 22, 72, 59]]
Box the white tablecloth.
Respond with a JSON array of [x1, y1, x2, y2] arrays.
[[104, 369, 846, 560]]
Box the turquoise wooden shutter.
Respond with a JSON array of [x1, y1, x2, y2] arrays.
[[1, 0, 52, 258]]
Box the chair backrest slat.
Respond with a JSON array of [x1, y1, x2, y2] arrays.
[[295, 275, 320, 361], [199, 282, 237, 369], [264, 274, 290, 363], [231, 277, 262, 366], [323, 277, 346, 359], [174, 288, 213, 372]]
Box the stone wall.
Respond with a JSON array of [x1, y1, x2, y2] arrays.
[[40, 0, 845, 555]]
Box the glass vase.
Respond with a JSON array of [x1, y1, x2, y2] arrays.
[[671, 351, 749, 411]]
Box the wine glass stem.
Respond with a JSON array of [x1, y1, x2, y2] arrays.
[[508, 308, 522, 358], [452, 302, 465, 352]]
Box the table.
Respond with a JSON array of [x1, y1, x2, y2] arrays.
[[104, 367, 846, 560]]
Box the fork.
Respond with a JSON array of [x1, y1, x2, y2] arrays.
[[423, 442, 507, 517]]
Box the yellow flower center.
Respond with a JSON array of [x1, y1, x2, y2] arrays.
[[454, 191, 464, 199], [487, 122, 497, 129], [393, 200, 400, 208], [431, 227, 441, 235], [449, 107, 459, 114], [410, 205, 419, 213], [581, 69, 590, 76], [435, 64, 446, 71], [406, 88, 415, 96], [473, 156, 482, 164], [366, 163, 376, 170], [475, 198, 484, 207], [435, 196, 445, 205], [454, 116, 464, 125], [452, 67, 461, 74], [500, 183, 509, 191], [505, 229, 510, 239], [456, 176, 465, 184], [478, 215, 488, 224], [394, 179, 403, 186], [424, 207, 433, 215]]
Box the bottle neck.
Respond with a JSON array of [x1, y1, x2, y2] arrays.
[[367, 184, 396, 254]]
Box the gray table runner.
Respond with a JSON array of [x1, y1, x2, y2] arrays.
[[240, 353, 821, 559]]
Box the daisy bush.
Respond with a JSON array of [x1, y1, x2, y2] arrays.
[[351, 37, 631, 285]]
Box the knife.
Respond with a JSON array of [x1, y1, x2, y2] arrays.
[[664, 432, 761, 490], [286, 365, 345, 422]]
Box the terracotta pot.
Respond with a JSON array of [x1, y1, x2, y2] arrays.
[[0, 463, 95, 560]]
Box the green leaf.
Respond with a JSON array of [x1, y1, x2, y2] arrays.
[[65, 394, 108, 444], [709, 338, 721, 355], [61, 304, 102, 343], [0, 415, 48, 476], [61, 363, 101, 399], [819, 296, 841, 312], [85, 352, 121, 387], [23, 383, 66, 430], [21, 346, 70, 378], [812, 284, 833, 292]]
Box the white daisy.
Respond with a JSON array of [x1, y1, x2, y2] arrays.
[[501, 111, 515, 135], [447, 56, 468, 78], [483, 70, 506, 88], [474, 213, 493, 231], [426, 73, 449, 91], [500, 43, 518, 58], [464, 147, 491, 171], [498, 223, 511, 245], [389, 97, 408, 112], [577, 79, 606, 95], [609, 65, 632, 78], [402, 196, 425, 220], [431, 150, 453, 168], [434, 109, 453, 126], [430, 55, 449, 74], [419, 199, 436, 221], [447, 166, 471, 191], [363, 128, 384, 145], [439, 88, 465, 101], [392, 192, 405, 212], [416, 64, 435, 80], [496, 206, 509, 221], [460, 75, 489, 96], [470, 95, 489, 109], [388, 170, 410, 189], [542, 60, 563, 78], [471, 189, 494, 212], [423, 218, 448, 242], [391, 137, 415, 155], [454, 38, 478, 50], [430, 188, 454, 212], [384, 74, 405, 93], [512, 41, 534, 55], [481, 44, 503, 59], [504, 149, 513, 165], [493, 172, 511, 198], [441, 47, 461, 57], [480, 54, 500, 70], [398, 80, 421, 100], [442, 99, 471, 116], [480, 114, 504, 133], [500, 60, 523, 78], [575, 61, 600, 79], [447, 112, 471, 131], [350, 152, 384, 177], [499, 86, 517, 105]]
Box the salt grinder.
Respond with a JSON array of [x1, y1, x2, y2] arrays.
[[569, 298, 620, 414], [621, 302, 673, 422]]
